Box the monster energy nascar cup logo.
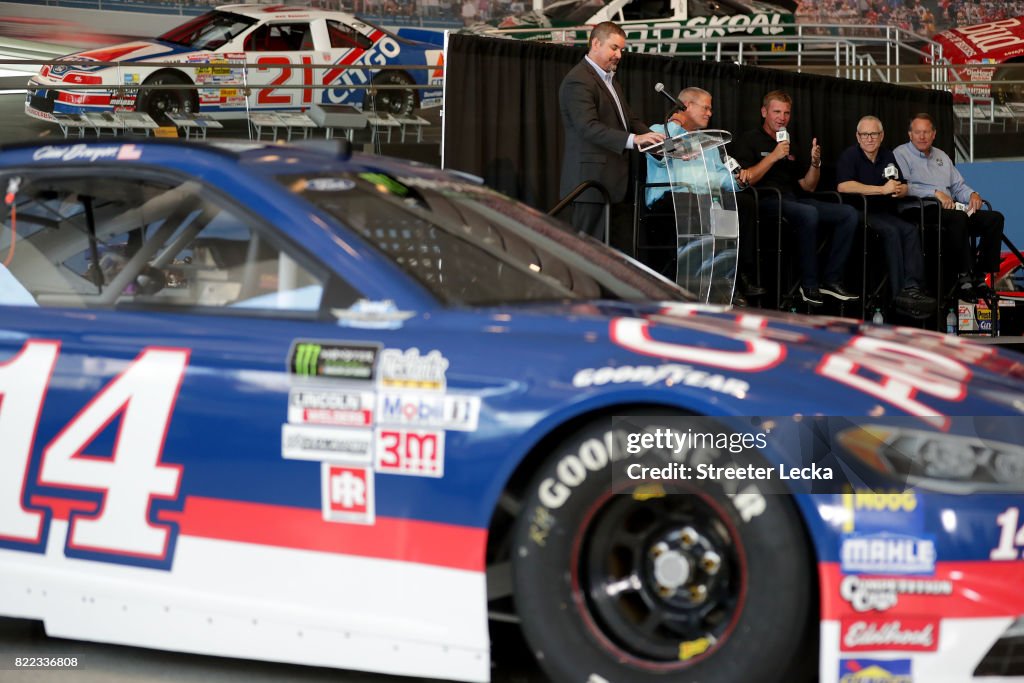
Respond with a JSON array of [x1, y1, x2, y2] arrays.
[[290, 342, 380, 380]]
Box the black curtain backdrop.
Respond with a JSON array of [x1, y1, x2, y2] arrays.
[[443, 33, 955, 213]]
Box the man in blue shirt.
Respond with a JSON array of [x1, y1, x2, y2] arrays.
[[644, 86, 764, 305], [894, 113, 1004, 299], [836, 116, 936, 318]]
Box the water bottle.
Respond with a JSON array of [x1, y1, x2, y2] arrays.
[[872, 308, 883, 324], [946, 309, 957, 335]]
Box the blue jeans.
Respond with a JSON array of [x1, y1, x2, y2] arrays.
[[761, 196, 858, 290], [867, 211, 925, 297]]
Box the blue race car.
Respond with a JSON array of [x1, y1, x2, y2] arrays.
[[24, 4, 443, 124], [0, 139, 1023, 683]]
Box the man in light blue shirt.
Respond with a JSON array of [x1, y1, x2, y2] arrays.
[[894, 112, 1003, 299], [644, 86, 763, 304]]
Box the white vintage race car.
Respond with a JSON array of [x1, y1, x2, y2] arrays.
[[24, 3, 444, 123]]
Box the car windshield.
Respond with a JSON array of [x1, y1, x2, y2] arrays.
[[543, 0, 608, 22], [277, 170, 691, 307], [158, 11, 258, 51]]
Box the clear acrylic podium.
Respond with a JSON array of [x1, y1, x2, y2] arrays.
[[640, 129, 739, 304]]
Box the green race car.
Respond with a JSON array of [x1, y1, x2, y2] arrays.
[[466, 0, 795, 55]]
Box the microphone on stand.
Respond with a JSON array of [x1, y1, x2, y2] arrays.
[[654, 82, 686, 111]]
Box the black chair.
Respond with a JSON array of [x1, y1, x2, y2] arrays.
[[632, 178, 703, 281], [769, 190, 865, 317]]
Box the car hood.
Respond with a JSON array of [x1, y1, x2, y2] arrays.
[[458, 301, 1024, 415], [46, 40, 193, 76], [934, 17, 1024, 62]]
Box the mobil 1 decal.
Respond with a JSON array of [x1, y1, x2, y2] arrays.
[[288, 340, 381, 381]]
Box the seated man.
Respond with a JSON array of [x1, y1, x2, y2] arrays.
[[732, 90, 859, 306], [895, 113, 1004, 300], [645, 86, 764, 306], [836, 115, 936, 318]]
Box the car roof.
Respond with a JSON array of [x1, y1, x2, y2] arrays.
[[215, 3, 354, 20]]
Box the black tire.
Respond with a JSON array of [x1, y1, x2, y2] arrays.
[[136, 71, 197, 126], [368, 71, 417, 117], [512, 414, 813, 683]]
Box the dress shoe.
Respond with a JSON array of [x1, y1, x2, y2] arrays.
[[799, 285, 824, 306], [896, 287, 936, 309], [739, 273, 766, 297], [820, 282, 860, 301]]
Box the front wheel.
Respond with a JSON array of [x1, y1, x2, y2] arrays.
[[136, 71, 197, 125], [512, 415, 814, 683]]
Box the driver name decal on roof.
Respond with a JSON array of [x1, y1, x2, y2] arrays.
[[32, 144, 142, 162]]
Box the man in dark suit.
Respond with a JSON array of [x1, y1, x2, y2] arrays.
[[559, 21, 664, 247]]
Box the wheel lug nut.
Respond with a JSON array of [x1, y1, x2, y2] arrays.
[[702, 551, 721, 575], [689, 585, 708, 603], [649, 541, 669, 559], [680, 527, 699, 548]]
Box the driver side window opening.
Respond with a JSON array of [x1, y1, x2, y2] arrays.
[[326, 21, 374, 50], [243, 22, 313, 52], [0, 173, 339, 314]]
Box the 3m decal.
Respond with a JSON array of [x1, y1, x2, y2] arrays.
[[0, 340, 189, 569], [321, 464, 374, 525], [838, 658, 912, 683], [288, 389, 375, 426], [288, 341, 379, 380], [281, 424, 373, 463], [377, 392, 479, 431], [840, 534, 936, 576], [378, 348, 448, 390], [840, 617, 939, 652], [375, 429, 444, 477]]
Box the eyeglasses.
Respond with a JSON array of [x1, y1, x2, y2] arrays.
[[686, 102, 713, 113], [857, 131, 882, 139]]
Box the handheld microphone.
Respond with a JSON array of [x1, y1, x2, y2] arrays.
[[724, 155, 747, 189], [775, 127, 789, 143], [654, 82, 686, 111], [883, 164, 899, 180]]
